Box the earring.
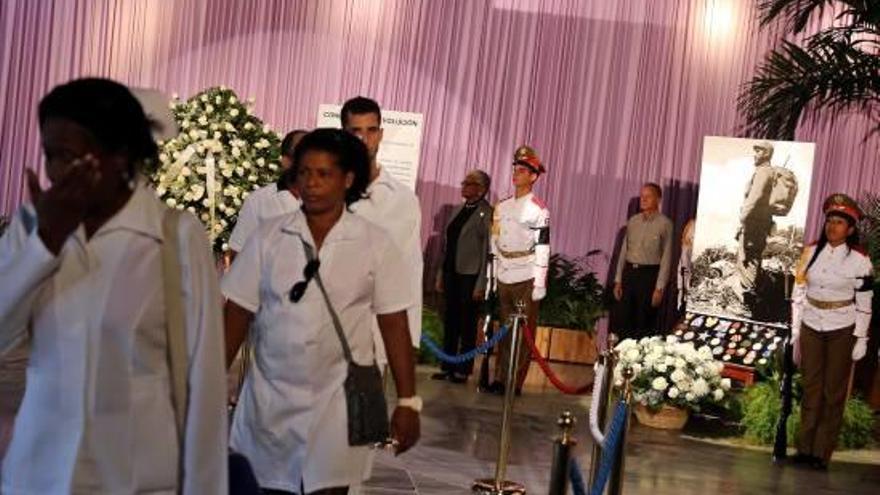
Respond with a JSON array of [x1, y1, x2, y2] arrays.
[[122, 169, 137, 191]]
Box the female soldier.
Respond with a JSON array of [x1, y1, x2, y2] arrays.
[[791, 193, 873, 470]]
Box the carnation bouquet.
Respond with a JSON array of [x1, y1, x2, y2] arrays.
[[151, 86, 282, 251], [614, 336, 731, 412]]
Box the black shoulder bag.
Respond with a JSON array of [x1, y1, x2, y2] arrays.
[[301, 239, 390, 446]]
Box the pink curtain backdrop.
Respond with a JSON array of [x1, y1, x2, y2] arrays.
[[2, 0, 879, 321]]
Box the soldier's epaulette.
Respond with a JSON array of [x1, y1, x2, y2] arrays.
[[530, 195, 547, 209]]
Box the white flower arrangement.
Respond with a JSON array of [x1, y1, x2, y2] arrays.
[[151, 86, 282, 251], [614, 336, 731, 412]]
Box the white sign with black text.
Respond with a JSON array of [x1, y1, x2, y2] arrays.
[[316, 104, 423, 191]]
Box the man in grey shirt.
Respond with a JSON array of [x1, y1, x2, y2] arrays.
[[613, 183, 673, 339]]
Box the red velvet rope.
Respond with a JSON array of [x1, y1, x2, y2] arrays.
[[521, 324, 594, 395]]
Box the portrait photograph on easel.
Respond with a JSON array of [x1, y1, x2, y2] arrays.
[[687, 136, 816, 324]]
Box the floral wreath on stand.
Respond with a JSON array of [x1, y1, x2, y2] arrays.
[[151, 86, 282, 251]]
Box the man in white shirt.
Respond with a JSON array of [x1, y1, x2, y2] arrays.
[[487, 145, 550, 395], [227, 129, 307, 260], [340, 97, 423, 359], [340, 97, 423, 493]]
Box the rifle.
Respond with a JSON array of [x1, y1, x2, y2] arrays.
[[773, 326, 795, 461], [773, 272, 795, 462], [478, 254, 497, 391]]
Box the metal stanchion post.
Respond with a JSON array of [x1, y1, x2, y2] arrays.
[[548, 411, 577, 495], [473, 301, 527, 495], [588, 334, 618, 488], [608, 367, 634, 495]]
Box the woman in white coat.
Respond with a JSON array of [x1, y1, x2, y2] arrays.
[[0, 78, 228, 494], [223, 129, 420, 495]]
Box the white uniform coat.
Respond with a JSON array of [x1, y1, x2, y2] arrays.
[[221, 210, 410, 493], [228, 182, 301, 252], [491, 192, 550, 286], [792, 243, 874, 336], [0, 182, 227, 495], [350, 166, 423, 363]]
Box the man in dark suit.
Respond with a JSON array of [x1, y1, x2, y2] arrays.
[[434, 170, 493, 383]]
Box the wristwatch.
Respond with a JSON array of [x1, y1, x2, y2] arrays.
[[397, 396, 423, 413]]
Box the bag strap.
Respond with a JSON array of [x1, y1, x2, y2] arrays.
[[162, 209, 188, 445], [300, 239, 354, 364]]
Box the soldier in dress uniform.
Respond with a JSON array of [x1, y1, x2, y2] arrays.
[[790, 193, 873, 470], [485, 145, 550, 395]]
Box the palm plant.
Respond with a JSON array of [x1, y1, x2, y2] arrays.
[[738, 0, 880, 140]]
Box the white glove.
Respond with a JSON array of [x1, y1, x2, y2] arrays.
[[852, 337, 868, 361], [531, 286, 546, 301]]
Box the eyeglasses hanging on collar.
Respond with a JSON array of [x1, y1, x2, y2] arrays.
[[289, 259, 320, 303]]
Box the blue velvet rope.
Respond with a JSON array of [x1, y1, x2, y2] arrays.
[[569, 457, 587, 495], [419, 325, 510, 364], [588, 400, 629, 495]]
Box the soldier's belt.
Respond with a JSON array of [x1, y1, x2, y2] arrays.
[[498, 248, 534, 259], [807, 296, 854, 310]]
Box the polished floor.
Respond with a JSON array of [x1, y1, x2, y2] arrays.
[[2, 346, 878, 494], [360, 371, 880, 494]]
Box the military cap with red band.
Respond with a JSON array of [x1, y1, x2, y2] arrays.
[[512, 144, 546, 174], [823, 193, 862, 222]]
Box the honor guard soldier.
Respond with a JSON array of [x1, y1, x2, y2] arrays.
[[790, 193, 873, 470], [485, 145, 550, 395]]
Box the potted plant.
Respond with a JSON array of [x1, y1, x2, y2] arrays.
[[539, 252, 606, 332], [614, 336, 731, 429]]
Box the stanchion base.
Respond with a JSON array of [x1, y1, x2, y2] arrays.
[[472, 478, 526, 494]]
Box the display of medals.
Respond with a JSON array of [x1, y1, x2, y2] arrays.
[[673, 312, 787, 368]]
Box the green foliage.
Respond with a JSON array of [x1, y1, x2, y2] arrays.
[[538, 253, 605, 332], [739, 0, 880, 140], [741, 380, 799, 445], [840, 397, 875, 449], [418, 306, 444, 365], [740, 378, 875, 449]]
